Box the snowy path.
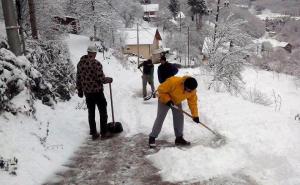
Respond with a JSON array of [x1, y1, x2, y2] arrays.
[[43, 133, 259, 185], [43, 134, 178, 185]]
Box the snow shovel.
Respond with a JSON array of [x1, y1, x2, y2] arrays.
[[172, 105, 226, 147], [107, 83, 123, 133]]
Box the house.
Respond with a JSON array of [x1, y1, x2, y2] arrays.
[[122, 28, 162, 60], [141, 4, 159, 21], [52, 16, 80, 34]]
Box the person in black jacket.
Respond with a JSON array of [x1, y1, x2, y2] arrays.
[[138, 59, 155, 99], [157, 55, 178, 83]]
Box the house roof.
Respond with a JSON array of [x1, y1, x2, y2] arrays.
[[122, 28, 161, 45], [141, 4, 159, 12], [176, 12, 185, 19]]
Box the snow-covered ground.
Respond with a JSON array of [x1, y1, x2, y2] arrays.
[[1, 34, 300, 185], [249, 7, 300, 21]]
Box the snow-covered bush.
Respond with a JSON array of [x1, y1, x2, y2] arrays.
[[27, 40, 76, 101], [242, 88, 272, 106], [0, 48, 52, 115]]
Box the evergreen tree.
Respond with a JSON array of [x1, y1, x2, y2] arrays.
[[168, 0, 180, 19], [187, 0, 207, 29]]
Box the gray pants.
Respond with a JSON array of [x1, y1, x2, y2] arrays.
[[150, 102, 184, 138], [142, 74, 155, 97]]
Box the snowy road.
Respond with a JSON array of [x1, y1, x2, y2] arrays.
[[43, 134, 178, 185]]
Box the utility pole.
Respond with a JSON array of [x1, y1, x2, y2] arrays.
[[16, 0, 26, 54], [137, 23, 140, 67], [1, 0, 22, 55], [91, 0, 97, 40], [179, 13, 182, 32], [28, 0, 38, 39], [213, 0, 221, 44], [187, 26, 190, 66]]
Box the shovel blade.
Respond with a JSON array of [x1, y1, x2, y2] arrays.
[[210, 134, 226, 148], [108, 122, 123, 133]]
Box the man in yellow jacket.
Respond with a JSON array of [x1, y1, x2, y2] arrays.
[[149, 76, 200, 148]]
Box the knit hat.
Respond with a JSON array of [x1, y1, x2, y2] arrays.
[[184, 77, 198, 90], [87, 45, 97, 53]]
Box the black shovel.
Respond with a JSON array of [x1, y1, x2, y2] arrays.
[[107, 83, 123, 133]]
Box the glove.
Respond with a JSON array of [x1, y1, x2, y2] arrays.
[[78, 90, 83, 98], [104, 77, 113, 84], [193, 117, 200, 123], [166, 100, 174, 107]]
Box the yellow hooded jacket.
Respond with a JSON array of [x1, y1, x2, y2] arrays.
[[158, 76, 199, 117]]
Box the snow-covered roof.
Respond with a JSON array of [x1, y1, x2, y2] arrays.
[[122, 28, 160, 45], [176, 11, 185, 19], [144, 14, 157, 18], [141, 4, 159, 12], [253, 37, 289, 48]]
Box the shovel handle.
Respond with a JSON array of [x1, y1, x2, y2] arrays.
[[109, 83, 115, 123], [172, 105, 219, 136]]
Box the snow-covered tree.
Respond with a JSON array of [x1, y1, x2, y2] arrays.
[[111, 0, 143, 28], [203, 15, 253, 93], [168, 0, 180, 18]]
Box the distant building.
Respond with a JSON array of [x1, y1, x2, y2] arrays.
[[122, 28, 162, 60], [141, 4, 159, 21]]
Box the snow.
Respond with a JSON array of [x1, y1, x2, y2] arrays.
[[141, 4, 159, 12], [254, 33, 288, 48], [121, 27, 158, 45], [1, 34, 300, 185], [249, 7, 300, 21]]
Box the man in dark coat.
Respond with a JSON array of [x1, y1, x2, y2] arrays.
[[76, 45, 113, 140], [157, 55, 178, 83], [138, 59, 155, 99]]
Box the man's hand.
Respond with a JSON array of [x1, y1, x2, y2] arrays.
[[166, 100, 174, 107], [193, 117, 200, 123], [78, 90, 83, 98], [104, 77, 113, 84]]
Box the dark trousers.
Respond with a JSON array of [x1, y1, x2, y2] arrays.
[[85, 91, 108, 135]]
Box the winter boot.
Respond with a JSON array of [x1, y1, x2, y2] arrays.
[[149, 136, 156, 148], [175, 136, 191, 146], [92, 133, 100, 140], [152, 93, 156, 98]]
